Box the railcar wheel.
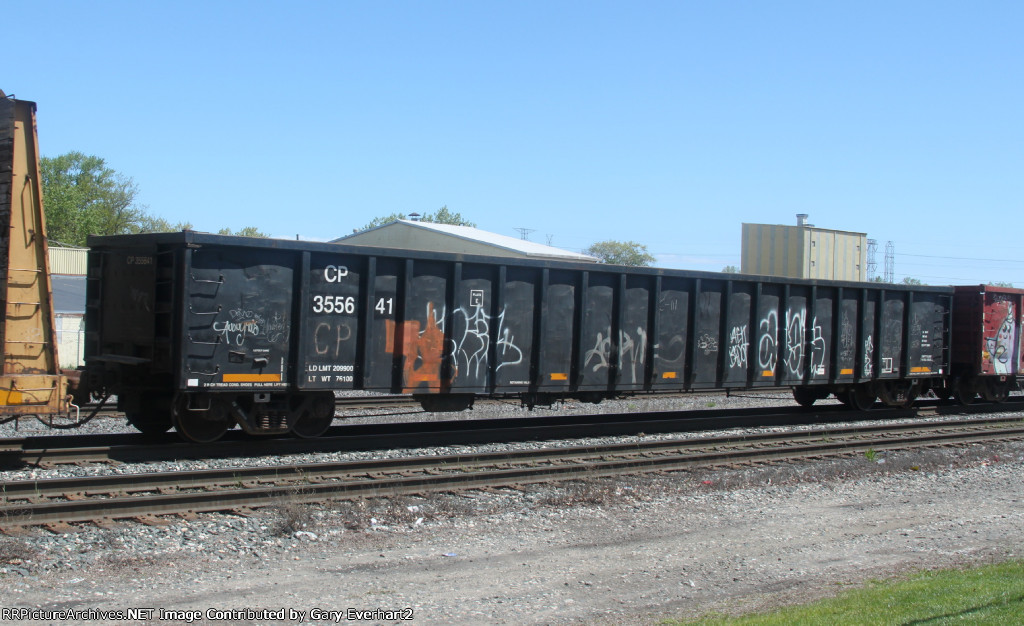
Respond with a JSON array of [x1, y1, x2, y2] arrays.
[[291, 392, 337, 438], [878, 381, 917, 408], [792, 387, 825, 408], [125, 412, 173, 435], [848, 385, 877, 411], [933, 387, 952, 401], [417, 394, 474, 412], [172, 395, 232, 443], [124, 395, 174, 435], [954, 377, 977, 405], [982, 379, 1011, 403]]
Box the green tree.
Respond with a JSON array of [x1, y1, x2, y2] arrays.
[[218, 226, 269, 238], [359, 205, 475, 231], [990, 281, 1014, 288], [901, 277, 924, 285], [583, 240, 656, 267], [423, 205, 475, 227], [132, 214, 193, 234], [722, 265, 739, 273], [361, 212, 407, 231], [41, 152, 147, 246]]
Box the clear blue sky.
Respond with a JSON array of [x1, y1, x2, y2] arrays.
[[6, 1, 1022, 284]]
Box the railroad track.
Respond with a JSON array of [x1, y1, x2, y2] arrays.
[[2, 400, 1011, 468], [1, 415, 1022, 527]]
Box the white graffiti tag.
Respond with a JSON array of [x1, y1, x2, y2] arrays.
[[758, 311, 778, 372], [585, 327, 649, 383], [212, 308, 269, 346], [863, 335, 874, 377], [728, 325, 748, 369], [451, 305, 526, 377]]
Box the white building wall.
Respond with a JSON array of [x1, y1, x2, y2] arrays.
[[55, 314, 84, 369]]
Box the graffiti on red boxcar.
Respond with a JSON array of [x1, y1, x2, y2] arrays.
[[983, 300, 1016, 375]]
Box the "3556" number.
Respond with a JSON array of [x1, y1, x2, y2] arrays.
[[312, 294, 356, 314]]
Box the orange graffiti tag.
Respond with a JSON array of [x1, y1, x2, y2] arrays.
[[384, 302, 456, 392]]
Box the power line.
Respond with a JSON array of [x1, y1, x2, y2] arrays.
[[900, 252, 1024, 263]]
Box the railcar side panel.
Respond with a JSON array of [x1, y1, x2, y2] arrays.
[[692, 281, 721, 388], [181, 247, 294, 392], [579, 273, 615, 390], [878, 296, 904, 378], [751, 287, 781, 386], [399, 260, 450, 393], [722, 286, 751, 386], [364, 258, 400, 390], [652, 281, 687, 387], [448, 263, 495, 393], [493, 268, 534, 391], [836, 295, 858, 380], [89, 246, 159, 363], [617, 276, 651, 391], [300, 251, 362, 390], [813, 292, 834, 382], [979, 291, 1024, 376], [908, 294, 946, 377], [538, 272, 574, 392], [780, 290, 808, 385]]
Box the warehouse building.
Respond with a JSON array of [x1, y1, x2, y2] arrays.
[[334, 220, 599, 263], [741, 214, 867, 282]]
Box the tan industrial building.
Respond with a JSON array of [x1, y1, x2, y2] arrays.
[[46, 246, 88, 368], [741, 215, 867, 282], [334, 220, 599, 263]]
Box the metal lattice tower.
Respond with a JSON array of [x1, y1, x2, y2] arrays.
[[514, 228, 535, 241], [884, 241, 895, 283], [867, 239, 877, 281]]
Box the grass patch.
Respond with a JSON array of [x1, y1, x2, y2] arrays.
[[676, 559, 1024, 625]]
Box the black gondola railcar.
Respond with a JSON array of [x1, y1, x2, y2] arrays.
[[82, 232, 954, 442]]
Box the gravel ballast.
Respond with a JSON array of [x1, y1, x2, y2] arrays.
[[0, 394, 1022, 624]]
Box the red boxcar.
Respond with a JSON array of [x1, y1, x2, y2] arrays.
[[951, 285, 1024, 402]]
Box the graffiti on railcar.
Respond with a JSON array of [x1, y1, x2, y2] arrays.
[[495, 310, 525, 372], [385, 302, 454, 392], [863, 335, 874, 377], [383, 298, 529, 391], [584, 327, 648, 383], [728, 324, 748, 369], [696, 333, 718, 355], [839, 311, 855, 364], [758, 311, 778, 374], [212, 307, 289, 347], [782, 308, 826, 377], [984, 301, 1016, 374], [450, 301, 527, 379], [810, 318, 826, 376], [618, 328, 647, 383], [452, 303, 490, 379], [653, 335, 686, 370], [783, 308, 804, 376]]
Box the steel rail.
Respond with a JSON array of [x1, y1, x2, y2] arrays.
[[2, 418, 1023, 526], [4, 415, 1020, 500], [1, 399, 1021, 468]]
